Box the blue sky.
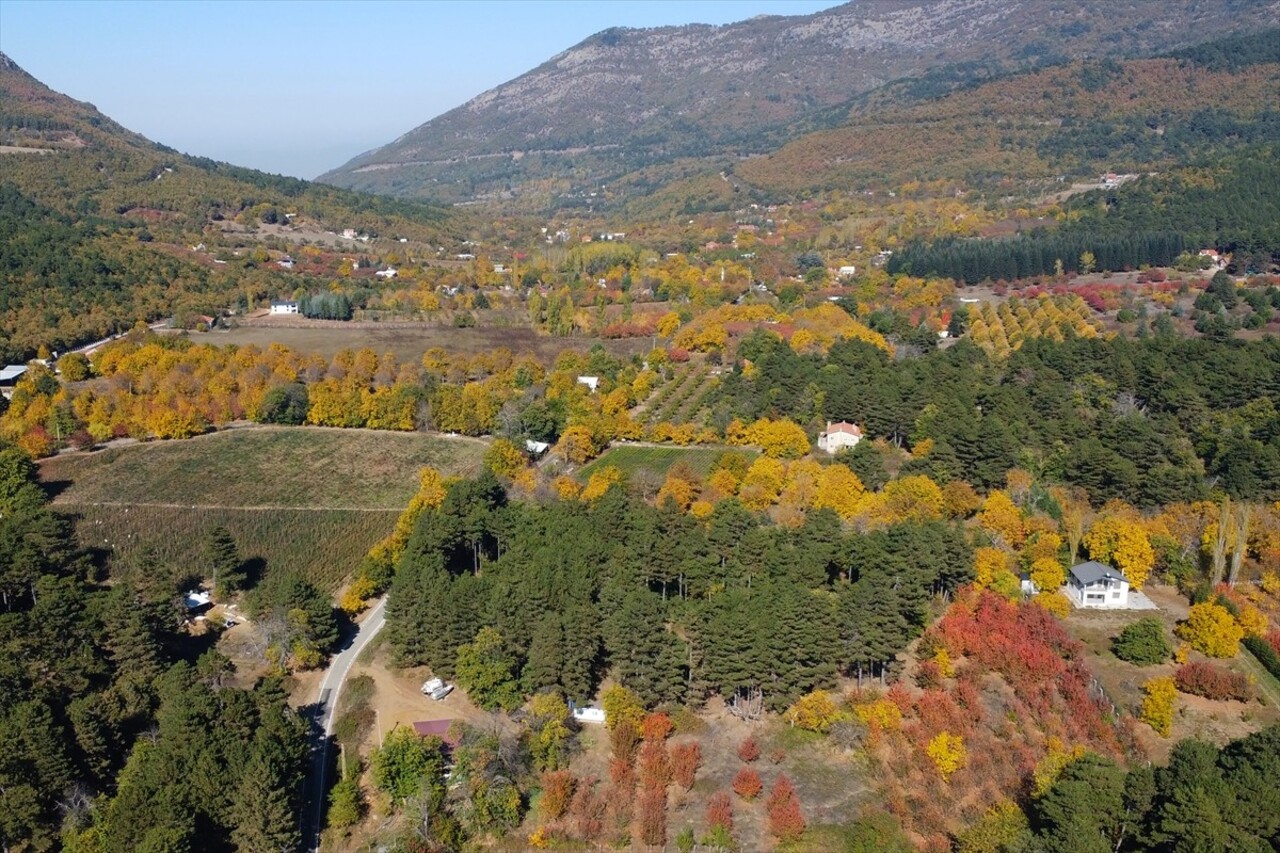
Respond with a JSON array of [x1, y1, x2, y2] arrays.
[[0, 0, 843, 179]]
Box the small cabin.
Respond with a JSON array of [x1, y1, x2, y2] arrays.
[[269, 301, 300, 315]]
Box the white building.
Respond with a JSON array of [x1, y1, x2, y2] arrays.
[[269, 301, 300, 315], [817, 421, 863, 454], [577, 376, 600, 393], [1066, 561, 1130, 609], [375, 268, 398, 279], [572, 706, 607, 725]]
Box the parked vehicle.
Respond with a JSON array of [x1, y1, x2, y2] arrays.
[[421, 678, 453, 700]]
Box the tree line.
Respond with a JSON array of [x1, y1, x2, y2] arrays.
[[384, 470, 973, 715]]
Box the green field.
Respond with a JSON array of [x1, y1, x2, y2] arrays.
[[39, 426, 488, 591], [578, 444, 757, 482]]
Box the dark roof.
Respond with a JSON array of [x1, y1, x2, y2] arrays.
[[1070, 561, 1127, 585]]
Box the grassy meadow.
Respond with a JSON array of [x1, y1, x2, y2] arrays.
[[39, 426, 488, 591], [578, 444, 757, 482]]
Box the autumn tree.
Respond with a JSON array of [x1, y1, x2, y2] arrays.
[[926, 731, 967, 781], [1176, 602, 1243, 658], [765, 774, 806, 842], [1140, 676, 1176, 737], [732, 768, 762, 800], [1085, 514, 1155, 589]]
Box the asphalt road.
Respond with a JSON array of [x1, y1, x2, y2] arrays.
[[300, 596, 386, 851]]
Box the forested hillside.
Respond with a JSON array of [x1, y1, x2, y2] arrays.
[[0, 52, 456, 362], [889, 148, 1280, 281], [0, 439, 310, 850]]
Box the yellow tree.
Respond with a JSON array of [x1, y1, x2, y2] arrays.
[[483, 438, 527, 479], [812, 464, 865, 520], [875, 475, 944, 525], [581, 466, 625, 502], [557, 424, 598, 465], [1085, 515, 1155, 589], [739, 456, 785, 511], [926, 731, 967, 782], [1140, 676, 1176, 737], [980, 490, 1025, 548], [1176, 602, 1243, 658]]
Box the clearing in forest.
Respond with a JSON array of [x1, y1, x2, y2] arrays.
[[578, 444, 757, 482], [38, 426, 487, 590]]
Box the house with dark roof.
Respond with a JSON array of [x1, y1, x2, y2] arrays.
[[1066, 561, 1129, 609]]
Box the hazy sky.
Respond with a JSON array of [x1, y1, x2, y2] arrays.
[[0, 0, 843, 179]]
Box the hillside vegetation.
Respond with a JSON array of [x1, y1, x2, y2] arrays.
[[736, 36, 1280, 196], [0, 52, 457, 361]]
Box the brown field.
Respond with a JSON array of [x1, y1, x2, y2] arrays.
[[186, 322, 652, 364]]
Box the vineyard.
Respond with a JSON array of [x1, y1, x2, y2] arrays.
[[636, 363, 719, 427], [966, 295, 1107, 358], [578, 444, 756, 482], [39, 426, 488, 591]]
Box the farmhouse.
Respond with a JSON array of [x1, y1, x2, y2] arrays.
[[817, 421, 863, 454], [1066, 561, 1130, 609], [269, 301, 300, 315]]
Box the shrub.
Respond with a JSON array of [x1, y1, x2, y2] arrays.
[[765, 775, 806, 842], [670, 741, 701, 790], [1174, 662, 1253, 702], [736, 735, 760, 763], [1112, 617, 1172, 665], [706, 791, 733, 832], [925, 731, 967, 781], [732, 768, 762, 800]]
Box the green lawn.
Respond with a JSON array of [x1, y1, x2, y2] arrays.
[[39, 426, 488, 591], [578, 444, 757, 481]]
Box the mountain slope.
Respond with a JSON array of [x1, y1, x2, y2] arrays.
[[733, 31, 1280, 197], [0, 53, 457, 361], [318, 0, 1280, 209]]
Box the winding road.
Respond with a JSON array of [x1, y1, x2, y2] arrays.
[[300, 596, 387, 851]]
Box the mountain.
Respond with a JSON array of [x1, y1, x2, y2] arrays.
[[318, 0, 1280, 210], [0, 53, 456, 361]]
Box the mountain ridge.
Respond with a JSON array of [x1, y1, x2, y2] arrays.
[[317, 0, 1280, 208]]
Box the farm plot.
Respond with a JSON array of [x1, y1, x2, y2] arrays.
[[39, 426, 488, 591]]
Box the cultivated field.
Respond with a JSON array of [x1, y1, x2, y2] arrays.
[[39, 426, 488, 591], [578, 444, 757, 481], [184, 323, 651, 364]]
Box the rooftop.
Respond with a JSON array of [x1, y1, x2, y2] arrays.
[[1070, 561, 1128, 586]]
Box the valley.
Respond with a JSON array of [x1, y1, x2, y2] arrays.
[[1, 3, 1280, 852]]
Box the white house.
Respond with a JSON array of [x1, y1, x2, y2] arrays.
[[525, 439, 550, 456], [1066, 561, 1130, 609], [577, 376, 600, 393], [269, 301, 300, 315], [375, 268, 398, 279], [837, 265, 857, 278], [1198, 249, 1229, 271], [817, 421, 863, 454]]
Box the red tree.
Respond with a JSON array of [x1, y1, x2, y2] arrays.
[[540, 770, 575, 821], [670, 741, 701, 790], [641, 711, 674, 742], [732, 768, 762, 800], [637, 740, 672, 790], [706, 790, 734, 832], [766, 774, 806, 842], [635, 786, 667, 847], [737, 735, 760, 763]]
